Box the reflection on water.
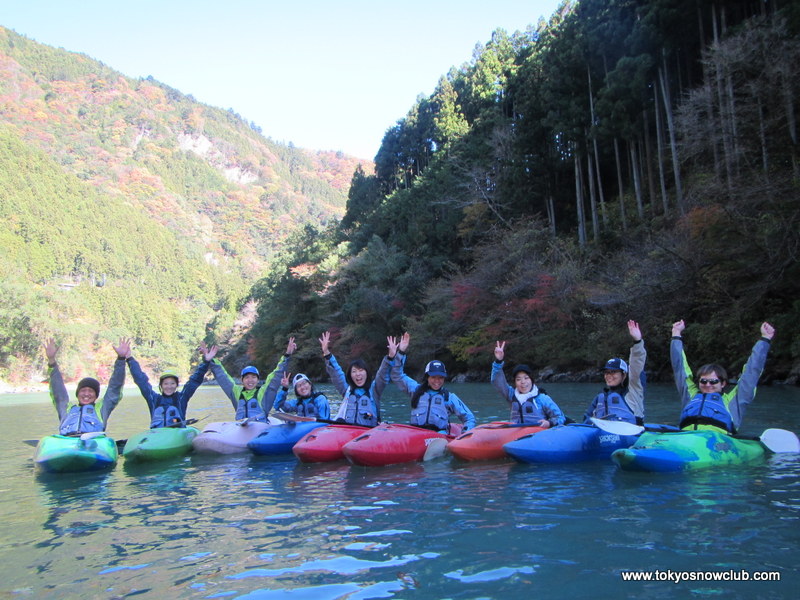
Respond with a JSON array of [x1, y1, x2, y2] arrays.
[[1, 384, 798, 598]]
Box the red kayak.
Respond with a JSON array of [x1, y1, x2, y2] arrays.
[[448, 421, 546, 461], [292, 424, 370, 463], [342, 423, 458, 467]]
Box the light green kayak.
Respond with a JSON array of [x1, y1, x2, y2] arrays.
[[611, 429, 765, 472], [35, 433, 118, 473], [122, 426, 199, 462]]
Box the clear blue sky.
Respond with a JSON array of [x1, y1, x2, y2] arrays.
[[2, 0, 564, 160]]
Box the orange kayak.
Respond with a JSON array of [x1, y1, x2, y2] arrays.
[[448, 422, 545, 461]]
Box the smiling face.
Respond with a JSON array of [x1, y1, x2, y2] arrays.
[[160, 377, 179, 395], [76, 387, 98, 405], [514, 372, 533, 394], [242, 373, 259, 390], [698, 371, 724, 394], [295, 379, 312, 397], [350, 365, 368, 387], [604, 370, 626, 388], [427, 375, 445, 391]]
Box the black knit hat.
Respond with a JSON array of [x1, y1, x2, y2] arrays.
[[76, 377, 100, 399], [511, 364, 533, 378]]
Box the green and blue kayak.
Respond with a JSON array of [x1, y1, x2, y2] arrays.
[[34, 433, 118, 473], [122, 426, 200, 462], [611, 429, 765, 472]]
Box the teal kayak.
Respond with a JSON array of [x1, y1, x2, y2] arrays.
[[611, 429, 765, 472], [122, 426, 200, 462], [34, 433, 118, 473]]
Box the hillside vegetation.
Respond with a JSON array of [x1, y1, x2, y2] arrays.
[[246, 0, 800, 384], [0, 26, 364, 386]]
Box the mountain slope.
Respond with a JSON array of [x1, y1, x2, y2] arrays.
[[0, 26, 366, 385]]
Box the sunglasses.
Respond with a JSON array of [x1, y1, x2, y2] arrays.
[[699, 378, 721, 385]]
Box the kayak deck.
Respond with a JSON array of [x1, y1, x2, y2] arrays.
[[248, 421, 328, 455], [293, 424, 370, 463], [448, 422, 545, 461], [192, 420, 276, 454], [34, 434, 118, 473], [123, 427, 199, 461], [342, 423, 454, 467], [612, 429, 766, 472], [504, 423, 640, 463]]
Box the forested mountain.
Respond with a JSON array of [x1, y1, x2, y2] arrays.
[[247, 0, 800, 384], [0, 26, 364, 386]]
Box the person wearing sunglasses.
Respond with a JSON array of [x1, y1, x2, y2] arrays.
[[671, 320, 775, 434]]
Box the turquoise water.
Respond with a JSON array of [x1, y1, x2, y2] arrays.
[[2, 382, 799, 599]]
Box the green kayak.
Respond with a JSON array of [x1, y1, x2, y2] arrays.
[[34, 433, 118, 473], [611, 429, 765, 472], [122, 426, 199, 462]]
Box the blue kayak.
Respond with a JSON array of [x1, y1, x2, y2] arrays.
[[248, 422, 329, 455], [503, 423, 641, 463]]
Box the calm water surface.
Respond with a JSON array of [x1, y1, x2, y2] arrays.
[[1, 382, 799, 599]]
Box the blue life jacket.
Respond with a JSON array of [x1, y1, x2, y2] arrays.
[[410, 389, 451, 431], [341, 387, 379, 426], [297, 392, 326, 418], [151, 397, 184, 428], [590, 389, 637, 424], [511, 391, 547, 425], [236, 386, 266, 421], [679, 392, 736, 434], [59, 404, 104, 435]]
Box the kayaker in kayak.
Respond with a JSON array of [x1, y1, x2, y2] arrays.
[[491, 341, 565, 427], [274, 372, 331, 419], [671, 320, 775, 434], [43, 337, 129, 435], [209, 337, 295, 421], [389, 333, 476, 434], [319, 331, 390, 426], [126, 342, 212, 428], [583, 320, 646, 425]]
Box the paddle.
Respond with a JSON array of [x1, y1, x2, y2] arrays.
[[422, 437, 449, 461], [23, 433, 128, 451], [590, 417, 800, 453], [270, 412, 337, 425]]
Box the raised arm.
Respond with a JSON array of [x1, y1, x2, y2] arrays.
[[99, 338, 130, 423], [670, 320, 694, 405], [44, 339, 69, 420], [491, 341, 512, 400], [626, 321, 646, 419]]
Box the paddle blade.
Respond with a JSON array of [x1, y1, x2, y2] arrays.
[[423, 438, 448, 461], [271, 412, 316, 423], [590, 417, 644, 436], [760, 428, 800, 453]]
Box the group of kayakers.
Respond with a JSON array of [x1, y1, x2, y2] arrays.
[[43, 319, 776, 439]]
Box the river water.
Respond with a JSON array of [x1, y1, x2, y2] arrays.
[[1, 382, 799, 599]]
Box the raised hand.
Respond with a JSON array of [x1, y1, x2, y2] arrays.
[[494, 341, 506, 362], [280, 371, 291, 388], [43, 338, 58, 364], [387, 336, 399, 358], [113, 337, 132, 359], [399, 332, 410, 353], [286, 337, 297, 356], [200, 342, 218, 361], [319, 331, 331, 355], [627, 320, 642, 342], [761, 322, 775, 340], [671, 320, 685, 337]]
